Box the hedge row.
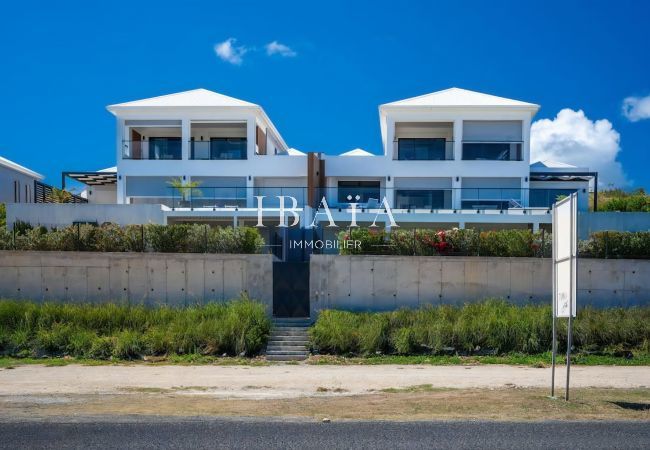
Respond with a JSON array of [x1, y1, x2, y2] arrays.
[[0, 298, 271, 359], [579, 231, 650, 259], [0, 223, 264, 254], [339, 228, 552, 257], [310, 300, 650, 356]]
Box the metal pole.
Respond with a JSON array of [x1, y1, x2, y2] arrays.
[[565, 194, 575, 401]]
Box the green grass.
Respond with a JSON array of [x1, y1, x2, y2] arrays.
[[0, 297, 271, 360], [310, 301, 650, 357], [307, 352, 650, 366]]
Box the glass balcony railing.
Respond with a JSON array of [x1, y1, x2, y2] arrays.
[[122, 139, 182, 160], [123, 186, 580, 212], [190, 139, 247, 160], [396, 139, 454, 160], [462, 141, 523, 161]]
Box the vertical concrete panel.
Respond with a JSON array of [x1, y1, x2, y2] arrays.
[[464, 259, 489, 301], [531, 259, 552, 302], [127, 259, 148, 304], [185, 258, 205, 304], [395, 258, 419, 309], [165, 258, 186, 306], [245, 255, 272, 311], [486, 259, 511, 299], [223, 259, 245, 300], [372, 259, 397, 311], [109, 257, 130, 302], [440, 260, 465, 304], [326, 255, 350, 310], [87, 267, 110, 302], [0, 267, 18, 298], [349, 257, 373, 310], [17, 267, 42, 300], [310, 255, 330, 317], [64, 266, 87, 302], [418, 258, 442, 306], [42, 266, 66, 301], [204, 259, 224, 301], [509, 260, 534, 302]]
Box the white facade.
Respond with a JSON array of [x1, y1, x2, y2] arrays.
[[67, 87, 594, 231], [0, 156, 44, 204]]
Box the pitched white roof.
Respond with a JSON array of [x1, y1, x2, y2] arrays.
[[340, 148, 374, 156], [0, 156, 44, 180], [107, 88, 257, 109], [531, 160, 577, 170], [98, 166, 117, 173], [382, 87, 539, 108]]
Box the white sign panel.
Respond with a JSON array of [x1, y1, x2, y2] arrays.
[[553, 194, 577, 318]]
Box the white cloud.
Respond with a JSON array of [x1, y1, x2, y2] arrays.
[[214, 38, 247, 65], [622, 94, 650, 122], [265, 41, 297, 57], [531, 108, 628, 187]]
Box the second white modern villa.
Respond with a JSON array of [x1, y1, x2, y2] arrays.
[[8, 87, 597, 252]]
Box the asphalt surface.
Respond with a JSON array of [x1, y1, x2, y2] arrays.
[[0, 418, 648, 449]]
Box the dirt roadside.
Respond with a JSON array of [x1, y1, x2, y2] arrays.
[[1, 364, 648, 399]]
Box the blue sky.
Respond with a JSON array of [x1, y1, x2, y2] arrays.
[[1, 0, 649, 188]]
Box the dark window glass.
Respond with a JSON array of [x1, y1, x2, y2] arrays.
[[210, 138, 247, 160], [462, 143, 521, 160], [529, 189, 577, 208], [337, 181, 380, 204], [148, 137, 182, 160], [398, 138, 446, 160], [396, 190, 447, 209]]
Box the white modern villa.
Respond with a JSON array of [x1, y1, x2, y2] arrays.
[[7, 87, 597, 253]]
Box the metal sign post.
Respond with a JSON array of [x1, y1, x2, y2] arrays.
[[551, 193, 577, 401]]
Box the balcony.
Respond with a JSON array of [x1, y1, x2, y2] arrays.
[[397, 138, 454, 160], [462, 141, 523, 161], [122, 138, 182, 160], [190, 138, 247, 160]]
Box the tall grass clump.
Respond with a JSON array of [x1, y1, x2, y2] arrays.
[[0, 297, 270, 360], [310, 300, 649, 356]]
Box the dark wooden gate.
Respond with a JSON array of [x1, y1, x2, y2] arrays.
[[272, 261, 310, 318]]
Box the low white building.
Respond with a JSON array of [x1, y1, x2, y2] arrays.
[[0, 156, 44, 204], [9, 87, 596, 243]]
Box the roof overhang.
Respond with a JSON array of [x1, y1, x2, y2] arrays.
[[63, 171, 117, 186]]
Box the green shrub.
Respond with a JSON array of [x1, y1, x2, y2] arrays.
[[310, 301, 649, 356], [579, 231, 650, 258], [340, 228, 551, 257], [2, 222, 264, 254], [600, 190, 650, 212], [0, 297, 271, 359]]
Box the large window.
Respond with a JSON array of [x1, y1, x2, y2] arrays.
[[462, 142, 522, 161], [529, 189, 577, 208], [337, 181, 380, 204], [395, 190, 449, 209], [191, 138, 247, 160], [148, 137, 182, 160], [398, 138, 447, 160]]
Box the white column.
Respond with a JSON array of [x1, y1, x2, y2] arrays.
[[452, 176, 462, 210], [521, 176, 530, 207], [386, 117, 395, 158], [532, 221, 539, 232], [116, 118, 126, 204], [385, 176, 394, 209], [181, 118, 190, 160], [453, 119, 463, 161], [247, 117, 255, 159], [522, 116, 531, 165], [246, 176, 254, 208]]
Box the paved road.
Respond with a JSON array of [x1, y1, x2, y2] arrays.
[[0, 418, 648, 449]]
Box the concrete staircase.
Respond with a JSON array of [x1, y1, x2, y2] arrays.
[[266, 318, 311, 361]]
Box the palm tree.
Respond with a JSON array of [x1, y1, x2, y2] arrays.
[[167, 177, 202, 204]]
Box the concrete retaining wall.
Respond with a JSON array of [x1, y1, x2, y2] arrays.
[[310, 255, 650, 315], [0, 251, 273, 311]]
